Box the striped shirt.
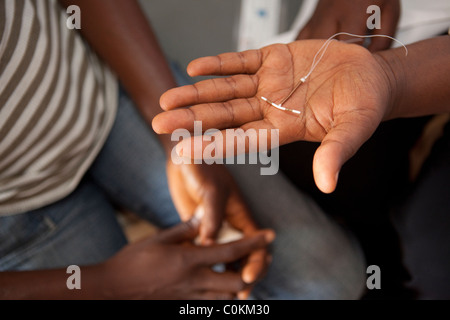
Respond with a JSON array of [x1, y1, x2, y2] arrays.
[[0, 0, 118, 216]]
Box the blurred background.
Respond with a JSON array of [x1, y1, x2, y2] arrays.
[[138, 0, 303, 73]]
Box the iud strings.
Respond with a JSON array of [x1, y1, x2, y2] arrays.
[[261, 32, 408, 116]]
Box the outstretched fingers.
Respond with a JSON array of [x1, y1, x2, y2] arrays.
[[172, 120, 281, 161], [159, 49, 263, 113], [153, 98, 264, 134], [187, 49, 263, 77], [160, 74, 259, 111]]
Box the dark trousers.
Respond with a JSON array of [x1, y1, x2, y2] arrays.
[[392, 120, 450, 299], [279, 117, 435, 299]]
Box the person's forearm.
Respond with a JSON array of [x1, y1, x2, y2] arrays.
[[374, 36, 450, 120], [59, 0, 176, 152], [0, 266, 106, 299]]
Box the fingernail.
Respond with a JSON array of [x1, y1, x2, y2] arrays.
[[264, 230, 276, 243]]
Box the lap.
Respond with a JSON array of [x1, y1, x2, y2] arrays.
[[2, 84, 366, 299], [0, 88, 179, 271], [393, 122, 450, 299], [88, 88, 180, 228], [227, 163, 367, 299], [0, 179, 127, 271], [90, 88, 367, 299]]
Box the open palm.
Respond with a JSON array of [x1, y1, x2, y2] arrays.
[[153, 40, 392, 193]]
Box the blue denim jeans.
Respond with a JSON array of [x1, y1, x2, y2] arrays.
[[0, 89, 366, 299]]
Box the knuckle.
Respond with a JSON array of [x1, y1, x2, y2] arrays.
[[184, 107, 197, 122], [237, 51, 246, 70], [221, 101, 236, 127], [192, 83, 201, 102], [216, 55, 225, 74]]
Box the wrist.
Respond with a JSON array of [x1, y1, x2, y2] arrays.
[[372, 49, 406, 121]]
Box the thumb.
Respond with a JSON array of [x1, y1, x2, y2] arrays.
[[155, 218, 200, 244], [313, 117, 377, 193]]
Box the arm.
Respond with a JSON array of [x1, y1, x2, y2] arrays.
[[0, 221, 274, 300], [59, 0, 176, 151], [0, 266, 104, 300], [59, 0, 271, 290], [375, 36, 450, 119]]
